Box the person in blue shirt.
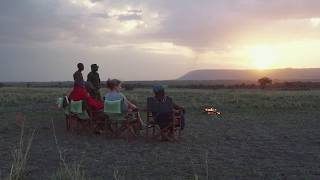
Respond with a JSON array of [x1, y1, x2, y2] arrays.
[[104, 79, 145, 130], [104, 79, 137, 112]]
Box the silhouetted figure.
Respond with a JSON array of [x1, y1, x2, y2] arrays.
[[73, 63, 84, 87], [87, 64, 101, 100]]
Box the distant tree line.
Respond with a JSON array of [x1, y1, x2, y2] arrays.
[[124, 78, 320, 91], [3, 79, 320, 91]]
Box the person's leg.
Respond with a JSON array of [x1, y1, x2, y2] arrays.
[[94, 111, 107, 134], [128, 111, 141, 136], [96, 89, 102, 101], [130, 108, 146, 129], [160, 129, 169, 141], [158, 116, 174, 141], [180, 111, 185, 130], [92, 90, 98, 100]]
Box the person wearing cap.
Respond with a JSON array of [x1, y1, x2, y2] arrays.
[[152, 85, 184, 111], [87, 64, 101, 100], [73, 63, 85, 87], [150, 85, 186, 141]]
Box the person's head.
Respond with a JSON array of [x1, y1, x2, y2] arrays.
[[106, 79, 122, 91], [153, 85, 165, 98], [77, 63, 84, 71], [91, 64, 99, 72]]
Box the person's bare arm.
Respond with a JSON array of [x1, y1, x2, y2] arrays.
[[122, 93, 137, 110], [128, 101, 137, 110]]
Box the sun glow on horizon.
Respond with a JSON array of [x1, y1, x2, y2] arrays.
[[249, 45, 279, 69]]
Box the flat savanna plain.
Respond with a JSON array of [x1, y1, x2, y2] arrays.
[[0, 87, 319, 180]]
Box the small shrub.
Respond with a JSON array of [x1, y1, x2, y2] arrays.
[[51, 119, 87, 180], [8, 120, 36, 180], [258, 77, 272, 89], [51, 163, 87, 180]]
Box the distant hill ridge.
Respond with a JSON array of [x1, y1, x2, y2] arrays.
[[179, 68, 320, 81]]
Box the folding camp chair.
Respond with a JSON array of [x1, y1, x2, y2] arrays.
[[104, 99, 140, 137], [67, 100, 93, 134], [146, 97, 183, 140], [57, 96, 71, 131]]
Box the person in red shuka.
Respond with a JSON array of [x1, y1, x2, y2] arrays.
[[69, 63, 103, 111], [69, 85, 103, 111]]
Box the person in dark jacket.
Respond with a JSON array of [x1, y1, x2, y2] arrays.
[[148, 85, 185, 141], [87, 64, 101, 100]]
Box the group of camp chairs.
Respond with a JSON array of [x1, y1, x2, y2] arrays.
[[57, 96, 183, 140]]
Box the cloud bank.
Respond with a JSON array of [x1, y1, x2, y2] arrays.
[[0, 0, 320, 81]]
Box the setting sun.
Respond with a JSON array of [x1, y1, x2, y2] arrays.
[[249, 45, 279, 69]]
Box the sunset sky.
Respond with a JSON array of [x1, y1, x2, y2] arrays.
[[1, 0, 320, 81]]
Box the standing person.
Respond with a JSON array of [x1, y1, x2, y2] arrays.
[[73, 63, 84, 87], [87, 64, 101, 100], [70, 63, 103, 110]]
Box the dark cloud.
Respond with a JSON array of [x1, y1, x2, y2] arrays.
[[1, 0, 320, 81], [2, 0, 320, 49]]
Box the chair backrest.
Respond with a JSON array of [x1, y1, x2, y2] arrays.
[[70, 100, 84, 114], [57, 96, 70, 109], [104, 99, 122, 114], [147, 96, 173, 114], [57, 97, 70, 115], [147, 96, 183, 127], [56, 97, 64, 109]]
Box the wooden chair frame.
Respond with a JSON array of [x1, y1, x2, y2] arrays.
[[146, 109, 182, 140], [104, 110, 141, 138], [104, 99, 141, 138], [66, 100, 94, 134]]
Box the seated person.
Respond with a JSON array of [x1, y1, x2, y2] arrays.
[[69, 83, 103, 111], [104, 79, 144, 126], [148, 85, 185, 141]]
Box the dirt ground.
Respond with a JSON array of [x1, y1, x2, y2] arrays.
[[0, 88, 320, 180]]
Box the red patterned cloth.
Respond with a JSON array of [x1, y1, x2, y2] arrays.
[[69, 86, 103, 110]]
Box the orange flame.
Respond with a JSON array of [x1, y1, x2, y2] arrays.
[[204, 107, 221, 115]]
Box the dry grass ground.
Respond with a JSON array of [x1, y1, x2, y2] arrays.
[[0, 87, 320, 179]]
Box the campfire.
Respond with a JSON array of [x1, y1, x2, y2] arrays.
[[204, 107, 221, 115]]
